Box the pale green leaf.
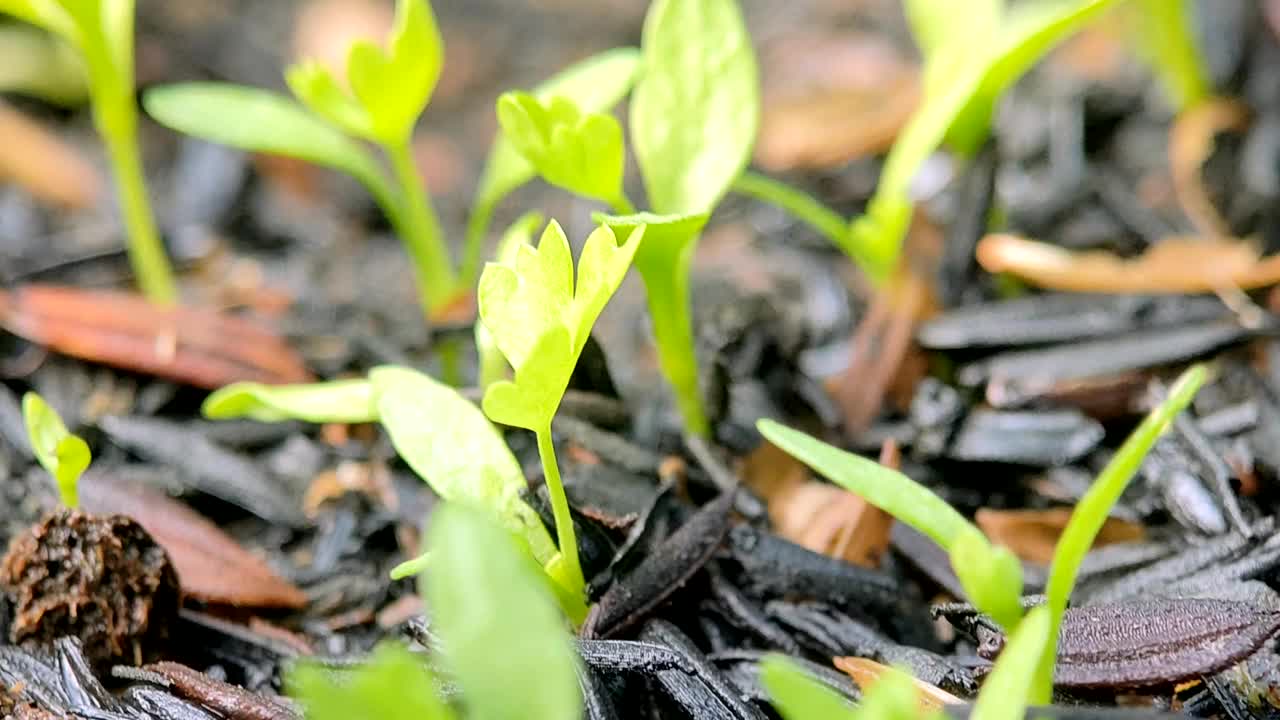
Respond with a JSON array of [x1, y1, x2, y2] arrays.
[[477, 211, 544, 390], [478, 221, 642, 433], [757, 419, 974, 549], [631, 0, 758, 215], [288, 641, 455, 720], [760, 656, 857, 720], [22, 392, 89, 508], [0, 0, 75, 40], [144, 83, 389, 195], [972, 606, 1051, 720], [949, 527, 1024, 631], [425, 503, 582, 720], [474, 47, 641, 212], [285, 61, 375, 138], [1033, 364, 1207, 702], [853, 666, 938, 720], [201, 379, 378, 424], [346, 40, 401, 141], [385, 0, 443, 134], [369, 366, 558, 568], [496, 92, 625, 205], [905, 0, 1000, 61]]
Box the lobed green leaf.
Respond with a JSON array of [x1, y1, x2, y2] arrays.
[[425, 503, 582, 720], [201, 379, 377, 424], [477, 211, 545, 390], [631, 0, 759, 215], [474, 47, 641, 213], [496, 92, 625, 205], [479, 221, 642, 433], [286, 61, 375, 138], [22, 392, 89, 508], [761, 656, 857, 720], [288, 641, 455, 720], [144, 83, 389, 196]]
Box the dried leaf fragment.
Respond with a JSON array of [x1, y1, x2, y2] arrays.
[[0, 101, 100, 209], [0, 284, 310, 389], [1170, 98, 1250, 239], [80, 472, 308, 609], [832, 656, 962, 708], [977, 234, 1280, 293]]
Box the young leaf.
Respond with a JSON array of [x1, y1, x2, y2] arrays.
[[949, 527, 1023, 631], [477, 211, 545, 390], [425, 502, 582, 720], [496, 93, 625, 206], [285, 61, 375, 138], [1032, 364, 1207, 702], [288, 641, 455, 720], [368, 366, 559, 571], [350, 0, 442, 144], [972, 605, 1051, 720], [905, 0, 999, 61], [144, 83, 392, 203], [595, 211, 710, 436], [853, 667, 939, 720], [22, 391, 90, 508], [473, 47, 641, 216], [201, 379, 377, 424], [761, 656, 857, 720], [757, 419, 972, 549], [630, 0, 758, 215], [479, 220, 643, 432]]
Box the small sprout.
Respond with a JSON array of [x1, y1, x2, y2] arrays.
[[757, 419, 1022, 629], [22, 391, 90, 508], [146, 0, 456, 317], [0, 0, 176, 302], [1031, 363, 1207, 701], [479, 219, 644, 602], [202, 378, 377, 424], [761, 655, 858, 719], [424, 502, 583, 720], [476, 211, 544, 390], [288, 642, 455, 720], [496, 93, 627, 209], [501, 0, 756, 438]]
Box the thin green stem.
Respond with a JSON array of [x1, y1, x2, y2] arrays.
[[386, 138, 458, 316], [96, 89, 177, 304], [637, 248, 709, 438], [536, 423, 584, 594], [731, 171, 847, 246], [461, 193, 496, 286]]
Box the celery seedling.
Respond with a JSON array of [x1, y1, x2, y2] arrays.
[[0, 0, 176, 302], [22, 391, 89, 508], [145, 0, 456, 316], [476, 211, 544, 390], [201, 366, 586, 622], [478, 219, 644, 598], [288, 503, 581, 720], [499, 0, 758, 438]]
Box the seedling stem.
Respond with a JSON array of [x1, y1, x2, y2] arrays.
[[387, 138, 457, 314], [537, 423, 585, 593]]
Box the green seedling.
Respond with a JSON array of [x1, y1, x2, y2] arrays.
[[763, 656, 932, 720], [202, 364, 586, 622], [22, 391, 89, 508], [476, 211, 544, 390], [146, 2, 639, 324], [759, 363, 1206, 705], [478, 219, 644, 600], [288, 502, 581, 720], [499, 0, 757, 437], [0, 0, 176, 302], [757, 418, 1024, 630], [971, 605, 1051, 720]]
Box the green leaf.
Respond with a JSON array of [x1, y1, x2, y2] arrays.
[[477, 211, 545, 390], [22, 392, 89, 508], [143, 83, 390, 199], [474, 47, 642, 212], [288, 641, 455, 720], [972, 605, 1051, 720], [631, 0, 758, 215], [201, 380, 377, 424], [479, 220, 643, 433], [0, 0, 75, 42], [905, 0, 1000, 60], [496, 92, 625, 205], [854, 667, 939, 720], [761, 656, 857, 720], [757, 419, 973, 550], [383, 0, 443, 138], [1032, 364, 1207, 702], [425, 503, 582, 720], [285, 61, 375, 138], [595, 211, 711, 436], [949, 527, 1023, 631], [369, 366, 558, 570]]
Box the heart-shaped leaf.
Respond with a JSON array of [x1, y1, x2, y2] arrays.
[[22, 391, 89, 508]]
